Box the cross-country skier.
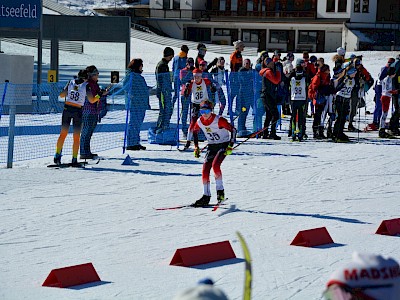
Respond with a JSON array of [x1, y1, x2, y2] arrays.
[[332, 67, 357, 142], [54, 69, 96, 166], [192, 100, 237, 207], [290, 62, 308, 141], [183, 68, 216, 150]]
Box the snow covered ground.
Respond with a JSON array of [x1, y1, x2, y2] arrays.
[[1, 7, 400, 299]]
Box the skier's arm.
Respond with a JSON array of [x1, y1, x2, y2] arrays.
[[218, 117, 237, 145], [59, 81, 70, 98], [193, 122, 201, 148]]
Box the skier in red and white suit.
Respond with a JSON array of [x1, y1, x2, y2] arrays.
[[192, 100, 237, 207], [183, 68, 216, 150]]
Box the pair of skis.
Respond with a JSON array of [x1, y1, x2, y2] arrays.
[[154, 199, 228, 212], [47, 158, 101, 169]]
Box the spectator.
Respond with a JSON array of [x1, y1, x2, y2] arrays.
[[209, 56, 227, 116], [368, 57, 395, 131], [195, 43, 217, 71], [155, 47, 174, 133], [124, 58, 149, 151], [172, 45, 189, 106], [308, 64, 332, 139], [323, 252, 400, 300], [80, 65, 108, 160], [253, 51, 269, 132], [237, 58, 254, 137], [259, 57, 282, 140], [229, 40, 245, 115], [179, 57, 195, 138], [348, 57, 373, 132], [389, 54, 400, 135]]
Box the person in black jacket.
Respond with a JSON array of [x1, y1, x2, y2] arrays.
[[259, 58, 282, 140], [155, 47, 174, 133]]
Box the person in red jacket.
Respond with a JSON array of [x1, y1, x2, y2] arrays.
[[191, 100, 237, 207], [308, 64, 333, 139], [259, 58, 282, 139]]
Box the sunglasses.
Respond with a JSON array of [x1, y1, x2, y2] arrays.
[[200, 109, 211, 115]]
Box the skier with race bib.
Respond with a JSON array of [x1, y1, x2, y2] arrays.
[[183, 68, 217, 150], [54, 69, 97, 166], [191, 100, 237, 207]]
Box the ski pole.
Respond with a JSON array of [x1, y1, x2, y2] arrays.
[[233, 126, 268, 150], [233, 117, 281, 150], [122, 74, 133, 154]]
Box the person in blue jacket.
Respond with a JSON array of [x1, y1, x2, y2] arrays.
[[172, 45, 189, 106], [124, 58, 150, 150]]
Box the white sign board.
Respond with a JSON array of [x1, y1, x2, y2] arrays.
[[0, 54, 34, 106]]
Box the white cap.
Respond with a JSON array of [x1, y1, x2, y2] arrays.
[[173, 284, 229, 300], [233, 40, 245, 50], [326, 252, 400, 300], [336, 47, 346, 56]]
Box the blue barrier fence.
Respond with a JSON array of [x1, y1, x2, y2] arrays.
[[0, 70, 285, 165]]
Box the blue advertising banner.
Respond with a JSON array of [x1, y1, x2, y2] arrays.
[[0, 0, 42, 29]]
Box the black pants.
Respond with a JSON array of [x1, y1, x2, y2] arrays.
[[290, 100, 306, 137], [262, 93, 279, 136], [333, 96, 350, 138], [312, 103, 326, 133]]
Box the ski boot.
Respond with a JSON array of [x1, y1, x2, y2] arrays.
[[318, 126, 327, 139], [192, 195, 211, 207], [54, 153, 62, 165], [217, 190, 225, 203], [71, 157, 81, 168], [183, 140, 191, 150], [335, 133, 350, 143], [379, 128, 394, 139], [348, 123, 355, 132]]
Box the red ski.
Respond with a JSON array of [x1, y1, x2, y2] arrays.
[[212, 198, 228, 212]]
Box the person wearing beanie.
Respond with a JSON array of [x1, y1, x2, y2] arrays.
[[123, 58, 149, 150], [195, 43, 207, 68], [173, 278, 230, 300], [183, 68, 217, 151], [323, 252, 400, 300], [54, 69, 96, 166], [259, 56, 282, 140], [229, 40, 245, 115], [190, 100, 237, 207], [289, 63, 307, 141], [172, 45, 189, 106], [80, 65, 109, 160], [179, 57, 195, 138], [155, 47, 175, 133]]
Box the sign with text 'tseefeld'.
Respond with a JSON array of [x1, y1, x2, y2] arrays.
[[0, 0, 42, 29]]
